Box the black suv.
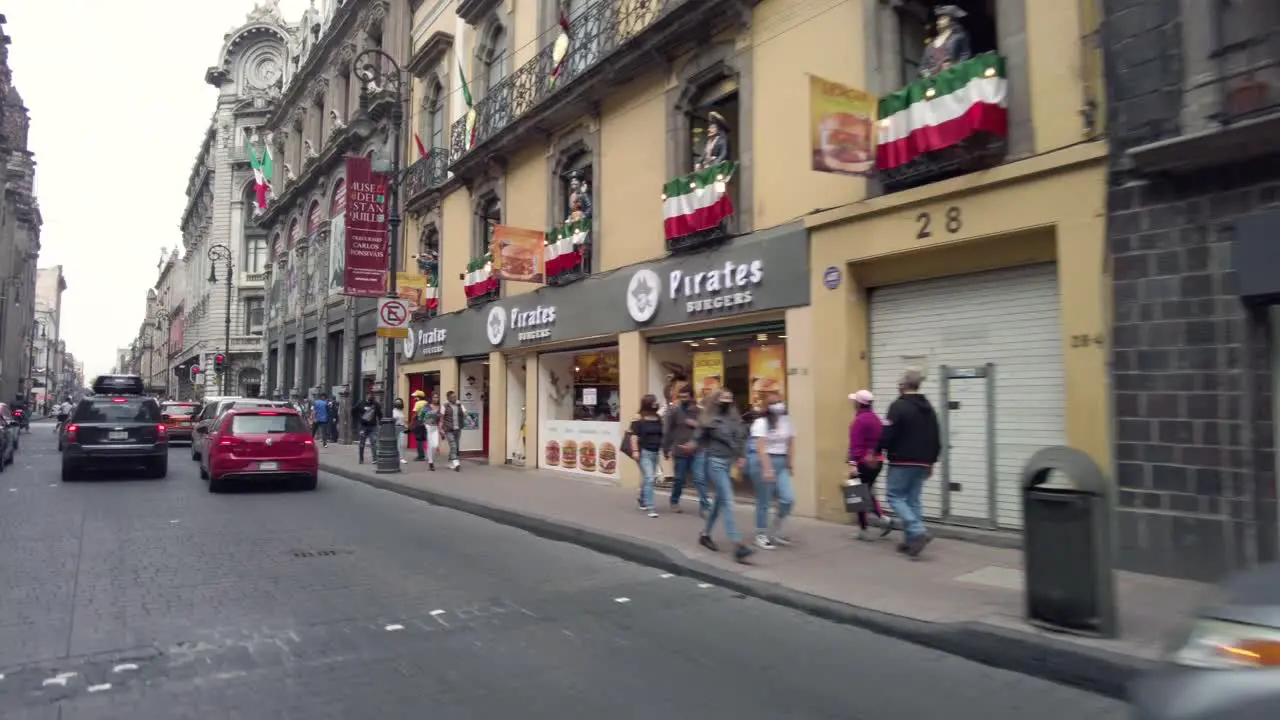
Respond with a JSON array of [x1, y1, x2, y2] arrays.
[[61, 375, 168, 481]]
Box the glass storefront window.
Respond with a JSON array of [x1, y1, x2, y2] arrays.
[[539, 348, 622, 479]]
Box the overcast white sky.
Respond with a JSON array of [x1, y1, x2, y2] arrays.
[[6, 0, 309, 379]]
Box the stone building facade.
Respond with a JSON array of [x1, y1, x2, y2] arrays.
[[252, 0, 409, 441], [1106, 0, 1280, 580]]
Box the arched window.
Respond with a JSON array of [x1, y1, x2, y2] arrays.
[[687, 75, 739, 172], [269, 232, 282, 262], [474, 194, 501, 258], [479, 22, 508, 97], [425, 79, 446, 152], [329, 178, 346, 218]]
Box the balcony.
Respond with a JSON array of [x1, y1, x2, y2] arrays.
[[875, 52, 1009, 193], [403, 148, 450, 210], [544, 219, 592, 285], [463, 254, 500, 307], [447, 0, 750, 178]]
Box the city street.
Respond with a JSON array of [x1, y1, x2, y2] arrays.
[[0, 424, 1128, 720]]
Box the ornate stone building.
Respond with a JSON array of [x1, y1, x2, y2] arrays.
[[0, 15, 42, 405], [171, 2, 301, 399], [252, 0, 410, 422]]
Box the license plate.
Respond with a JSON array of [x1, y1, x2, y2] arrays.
[[257, 462, 279, 471], [180, 421, 191, 426], [108, 431, 128, 441]]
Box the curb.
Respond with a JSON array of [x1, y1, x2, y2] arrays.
[[321, 462, 1148, 700]]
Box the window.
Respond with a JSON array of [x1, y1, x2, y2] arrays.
[[427, 80, 447, 151], [245, 297, 265, 334], [475, 195, 501, 258], [246, 236, 267, 273], [229, 412, 307, 435], [73, 398, 161, 424], [687, 78, 739, 172], [558, 154, 592, 223], [892, 1, 999, 88], [480, 23, 508, 96], [419, 225, 440, 278]]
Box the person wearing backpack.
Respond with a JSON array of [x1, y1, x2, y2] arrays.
[[356, 394, 383, 464]]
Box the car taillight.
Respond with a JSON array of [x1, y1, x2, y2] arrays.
[[303, 437, 315, 445], [217, 435, 242, 447], [157, 424, 167, 434], [111, 398, 127, 404], [65, 424, 78, 442]]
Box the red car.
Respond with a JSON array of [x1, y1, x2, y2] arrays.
[[201, 407, 318, 493], [160, 402, 200, 442]]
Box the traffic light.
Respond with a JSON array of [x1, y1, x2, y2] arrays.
[[189, 365, 202, 384], [214, 354, 226, 375]]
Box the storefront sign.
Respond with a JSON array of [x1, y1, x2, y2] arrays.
[[402, 327, 448, 360], [402, 222, 809, 356]]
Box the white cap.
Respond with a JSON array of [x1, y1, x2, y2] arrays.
[[850, 390, 874, 405]]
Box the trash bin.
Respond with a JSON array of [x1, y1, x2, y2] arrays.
[[1021, 446, 1117, 638]]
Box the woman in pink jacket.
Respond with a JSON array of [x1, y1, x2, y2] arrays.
[[849, 390, 892, 541]]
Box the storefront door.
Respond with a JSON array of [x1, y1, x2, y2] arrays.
[[405, 371, 439, 450], [457, 359, 489, 457]]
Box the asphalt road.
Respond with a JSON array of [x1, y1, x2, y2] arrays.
[[0, 423, 1129, 720]]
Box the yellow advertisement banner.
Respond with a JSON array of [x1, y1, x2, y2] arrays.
[[393, 272, 427, 309], [691, 351, 724, 404], [490, 225, 546, 283], [808, 74, 876, 177], [748, 345, 787, 409]]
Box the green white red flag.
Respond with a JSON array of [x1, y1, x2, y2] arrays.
[[459, 61, 477, 149], [249, 144, 274, 212], [661, 162, 736, 241]]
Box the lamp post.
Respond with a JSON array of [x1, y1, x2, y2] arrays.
[[207, 243, 234, 396], [350, 48, 406, 475]]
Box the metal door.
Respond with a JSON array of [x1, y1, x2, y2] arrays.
[[940, 364, 997, 529]]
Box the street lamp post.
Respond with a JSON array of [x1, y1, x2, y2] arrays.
[[351, 48, 406, 475], [207, 243, 234, 396]]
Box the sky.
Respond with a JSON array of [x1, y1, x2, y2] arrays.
[[5, 0, 310, 379]]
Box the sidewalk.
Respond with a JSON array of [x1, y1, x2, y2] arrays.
[[317, 446, 1209, 699]]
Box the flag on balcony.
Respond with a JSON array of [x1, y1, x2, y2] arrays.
[[413, 133, 428, 159], [249, 145, 274, 212], [661, 162, 736, 241], [876, 53, 1008, 171], [459, 62, 477, 149], [549, 10, 572, 87]]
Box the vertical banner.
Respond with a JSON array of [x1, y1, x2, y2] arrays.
[[748, 344, 787, 409], [327, 179, 347, 296], [343, 156, 390, 297], [808, 74, 876, 177], [691, 351, 724, 404], [489, 225, 546, 283]]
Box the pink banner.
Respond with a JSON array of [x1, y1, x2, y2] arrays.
[[342, 156, 390, 297]]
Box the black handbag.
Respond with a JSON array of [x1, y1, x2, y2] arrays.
[[619, 426, 636, 460], [841, 481, 872, 514]]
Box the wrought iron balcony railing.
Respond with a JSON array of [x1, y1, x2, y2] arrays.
[[403, 148, 450, 205], [449, 0, 685, 165]]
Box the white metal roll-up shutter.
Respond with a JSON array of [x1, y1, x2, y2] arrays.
[[868, 263, 1066, 530]]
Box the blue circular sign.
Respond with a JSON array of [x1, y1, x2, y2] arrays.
[[822, 266, 842, 290]]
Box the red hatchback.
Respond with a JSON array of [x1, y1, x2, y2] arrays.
[[202, 408, 318, 493]]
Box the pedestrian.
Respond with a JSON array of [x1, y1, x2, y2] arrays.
[[355, 393, 382, 464], [392, 398, 408, 463], [662, 385, 709, 515], [877, 368, 942, 558], [328, 396, 340, 443], [311, 393, 331, 448], [630, 394, 665, 518], [697, 389, 754, 563], [749, 389, 795, 550], [414, 391, 442, 469], [440, 390, 465, 471], [848, 390, 892, 541]]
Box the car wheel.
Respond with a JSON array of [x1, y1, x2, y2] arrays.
[[208, 475, 224, 493], [147, 458, 168, 479], [61, 462, 78, 483], [301, 474, 318, 491]]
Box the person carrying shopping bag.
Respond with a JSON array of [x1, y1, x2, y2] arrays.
[[849, 390, 892, 541], [749, 389, 795, 550]]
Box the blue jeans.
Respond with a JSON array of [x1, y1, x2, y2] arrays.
[[638, 449, 660, 509], [670, 451, 710, 510], [885, 464, 930, 540], [357, 426, 377, 461], [703, 456, 741, 543], [752, 453, 794, 533]]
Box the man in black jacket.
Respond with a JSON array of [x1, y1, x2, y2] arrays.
[[877, 367, 942, 557], [662, 386, 710, 515]]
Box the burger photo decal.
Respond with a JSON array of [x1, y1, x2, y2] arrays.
[[814, 111, 872, 175]]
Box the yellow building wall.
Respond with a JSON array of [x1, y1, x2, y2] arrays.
[[510, 0, 537, 66], [750, 0, 867, 228], [617, 331, 644, 492], [488, 351, 508, 465], [1026, 0, 1092, 153], [782, 305, 816, 517], [598, 72, 667, 271], [804, 144, 1110, 522], [502, 144, 550, 298], [440, 188, 472, 314], [523, 354, 540, 467]]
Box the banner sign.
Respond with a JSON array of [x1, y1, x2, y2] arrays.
[[342, 156, 390, 297], [808, 74, 876, 177], [489, 225, 546, 284]]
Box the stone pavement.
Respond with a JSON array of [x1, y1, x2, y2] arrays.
[[318, 446, 1212, 699]]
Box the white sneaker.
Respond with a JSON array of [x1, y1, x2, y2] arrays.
[[646, 508, 659, 518], [754, 534, 776, 550]]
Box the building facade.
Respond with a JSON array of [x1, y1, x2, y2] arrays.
[[386, 0, 1109, 530], [32, 265, 65, 410], [1105, 0, 1280, 581], [0, 16, 43, 406], [254, 0, 411, 439]]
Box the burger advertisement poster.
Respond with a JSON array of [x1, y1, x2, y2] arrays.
[[808, 74, 875, 177], [541, 419, 621, 479], [490, 225, 546, 284]]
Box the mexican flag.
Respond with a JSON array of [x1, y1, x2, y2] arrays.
[[661, 162, 736, 241], [460, 61, 477, 149], [876, 53, 1008, 171], [249, 144, 274, 211], [549, 10, 571, 87]]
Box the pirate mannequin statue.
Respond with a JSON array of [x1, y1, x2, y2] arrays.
[[695, 110, 730, 171], [920, 5, 973, 79], [566, 172, 593, 223]]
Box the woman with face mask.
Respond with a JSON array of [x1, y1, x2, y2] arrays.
[[698, 390, 754, 563], [748, 390, 795, 549]]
